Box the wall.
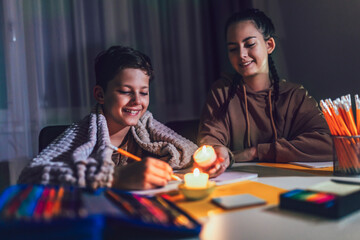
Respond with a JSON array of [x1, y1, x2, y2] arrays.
[[258, 0, 360, 102]]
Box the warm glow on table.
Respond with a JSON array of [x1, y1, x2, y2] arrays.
[[193, 145, 216, 168], [184, 168, 209, 188]]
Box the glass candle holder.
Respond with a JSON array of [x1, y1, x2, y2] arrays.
[[332, 135, 360, 176]]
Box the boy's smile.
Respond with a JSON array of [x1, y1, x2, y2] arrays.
[[97, 68, 150, 132]]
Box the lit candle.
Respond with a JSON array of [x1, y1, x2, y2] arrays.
[[193, 145, 217, 168], [184, 168, 209, 188]]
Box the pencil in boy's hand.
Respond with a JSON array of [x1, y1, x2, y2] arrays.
[[107, 144, 141, 161], [107, 144, 182, 181], [171, 175, 181, 181]]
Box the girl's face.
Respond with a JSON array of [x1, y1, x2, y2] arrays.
[[226, 20, 275, 80], [94, 68, 150, 129]]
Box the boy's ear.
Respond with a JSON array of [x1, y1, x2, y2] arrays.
[[93, 85, 105, 104], [266, 37, 276, 54]]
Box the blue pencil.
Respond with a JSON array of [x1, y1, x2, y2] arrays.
[[0, 185, 22, 212]]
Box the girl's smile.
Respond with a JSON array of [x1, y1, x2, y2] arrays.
[[226, 20, 275, 90]]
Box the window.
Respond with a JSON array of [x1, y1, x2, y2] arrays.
[[0, 2, 7, 109]]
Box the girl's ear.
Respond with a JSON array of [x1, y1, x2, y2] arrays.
[[93, 85, 105, 104], [266, 37, 276, 54]]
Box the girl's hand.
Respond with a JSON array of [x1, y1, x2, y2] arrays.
[[194, 146, 258, 178], [194, 146, 231, 178], [113, 157, 173, 190]]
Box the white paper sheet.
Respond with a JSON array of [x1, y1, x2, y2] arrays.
[[211, 171, 258, 186], [290, 161, 333, 168]]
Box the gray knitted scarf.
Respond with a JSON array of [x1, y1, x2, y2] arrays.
[[18, 104, 198, 189]]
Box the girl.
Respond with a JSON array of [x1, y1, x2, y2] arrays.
[[18, 46, 198, 189], [197, 9, 332, 177]]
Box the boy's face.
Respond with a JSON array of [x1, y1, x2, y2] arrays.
[[95, 68, 150, 129]]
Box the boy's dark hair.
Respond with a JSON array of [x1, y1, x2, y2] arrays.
[[94, 46, 154, 92]]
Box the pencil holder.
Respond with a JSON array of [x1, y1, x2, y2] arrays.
[[332, 135, 360, 176]]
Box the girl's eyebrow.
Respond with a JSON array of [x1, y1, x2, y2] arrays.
[[227, 36, 257, 45]]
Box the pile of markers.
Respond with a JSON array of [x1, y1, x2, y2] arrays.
[[0, 185, 87, 221], [320, 94, 360, 174], [105, 189, 195, 229]]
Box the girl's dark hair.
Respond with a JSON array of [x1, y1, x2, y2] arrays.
[[225, 8, 280, 101], [94, 46, 154, 92]]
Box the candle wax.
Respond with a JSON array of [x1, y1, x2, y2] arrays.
[[184, 168, 209, 188], [193, 145, 216, 168]]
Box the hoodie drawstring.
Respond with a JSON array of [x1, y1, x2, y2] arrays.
[[243, 85, 251, 147], [242, 85, 278, 148], [268, 89, 278, 141]]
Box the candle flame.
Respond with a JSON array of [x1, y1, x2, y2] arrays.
[[193, 168, 200, 176], [201, 145, 207, 153]]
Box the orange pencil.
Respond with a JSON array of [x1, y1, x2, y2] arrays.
[[321, 98, 358, 172], [52, 187, 65, 217], [107, 145, 181, 181], [108, 144, 141, 161], [355, 95, 360, 133]]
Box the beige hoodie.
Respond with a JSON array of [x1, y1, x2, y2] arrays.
[[198, 75, 333, 163]]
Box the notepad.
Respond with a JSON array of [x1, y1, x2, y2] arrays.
[[290, 161, 333, 168], [212, 171, 258, 186]]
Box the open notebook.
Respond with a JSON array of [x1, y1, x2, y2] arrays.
[[211, 171, 258, 186], [131, 171, 258, 196]]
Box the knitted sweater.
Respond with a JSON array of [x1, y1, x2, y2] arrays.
[[18, 105, 198, 189]]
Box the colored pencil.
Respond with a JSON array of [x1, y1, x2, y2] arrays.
[[155, 195, 194, 228], [52, 186, 65, 217], [0, 185, 22, 213], [5, 185, 33, 218], [107, 144, 141, 161], [320, 95, 360, 174]]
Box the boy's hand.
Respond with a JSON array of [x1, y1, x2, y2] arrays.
[[113, 157, 172, 190]]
